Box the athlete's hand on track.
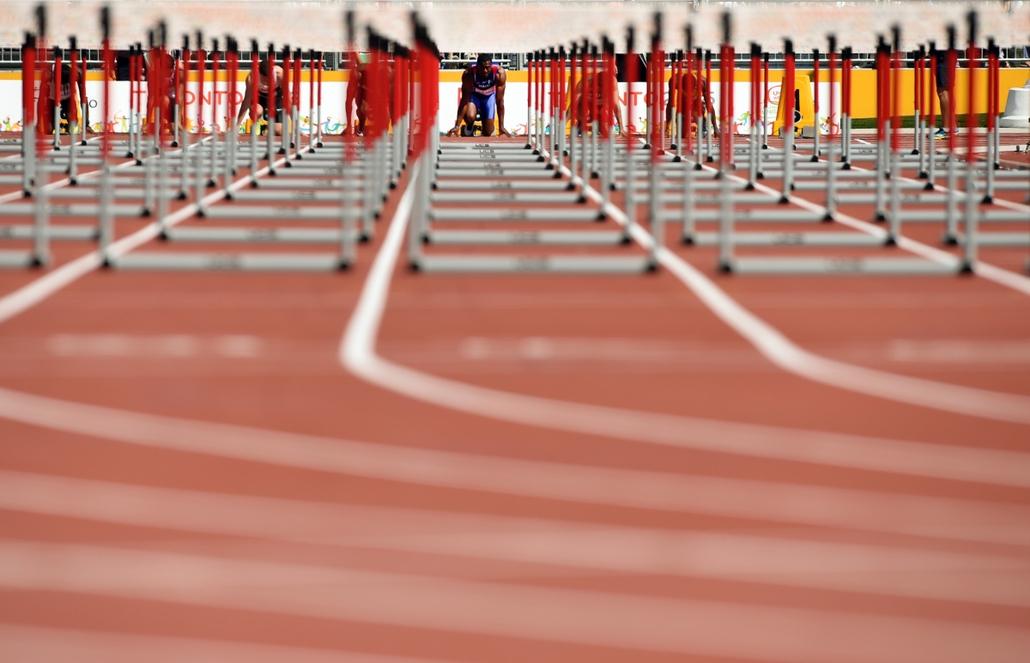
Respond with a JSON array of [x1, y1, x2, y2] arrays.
[[446, 126, 460, 137], [498, 127, 512, 137]]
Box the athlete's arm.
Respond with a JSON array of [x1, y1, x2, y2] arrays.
[[343, 67, 359, 135], [665, 75, 675, 127], [702, 76, 719, 137], [277, 66, 290, 120], [495, 67, 510, 136], [71, 66, 91, 131], [176, 61, 186, 129], [235, 73, 253, 128], [610, 73, 624, 135], [568, 78, 583, 128], [447, 69, 473, 136]]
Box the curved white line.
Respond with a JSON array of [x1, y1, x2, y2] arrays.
[[339, 162, 1030, 488], [597, 147, 1030, 424]]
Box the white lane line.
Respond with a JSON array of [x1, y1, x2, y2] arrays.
[[0, 143, 304, 326], [3, 380, 1030, 534], [0, 624, 453, 663], [885, 339, 1030, 363], [565, 146, 1030, 424], [2, 470, 1028, 606], [43, 333, 262, 358], [1, 540, 1028, 663], [339, 159, 1030, 486], [5, 466, 1030, 550]]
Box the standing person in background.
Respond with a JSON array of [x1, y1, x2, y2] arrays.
[[934, 47, 952, 139], [447, 53, 511, 137]]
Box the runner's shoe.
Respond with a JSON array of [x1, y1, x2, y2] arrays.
[[934, 128, 949, 140]]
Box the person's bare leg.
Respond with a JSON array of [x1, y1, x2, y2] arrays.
[[461, 103, 478, 132], [938, 89, 950, 132], [481, 118, 495, 136], [357, 100, 369, 135]]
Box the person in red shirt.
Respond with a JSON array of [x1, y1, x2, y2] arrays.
[[568, 63, 625, 135], [666, 68, 719, 139]]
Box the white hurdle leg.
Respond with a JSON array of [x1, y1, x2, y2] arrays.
[[962, 160, 978, 270], [943, 151, 958, 243], [717, 158, 734, 272]]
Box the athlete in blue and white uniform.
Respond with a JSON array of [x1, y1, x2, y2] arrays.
[[447, 53, 510, 137]]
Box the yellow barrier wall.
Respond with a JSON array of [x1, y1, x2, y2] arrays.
[[444, 68, 1029, 119], [3, 68, 1026, 119]]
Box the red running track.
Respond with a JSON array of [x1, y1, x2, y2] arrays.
[[0, 131, 1029, 662]]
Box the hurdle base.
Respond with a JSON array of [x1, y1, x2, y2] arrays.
[[0, 251, 41, 269], [726, 256, 962, 276], [413, 254, 655, 275], [430, 207, 604, 223], [425, 229, 630, 246], [112, 252, 350, 272]]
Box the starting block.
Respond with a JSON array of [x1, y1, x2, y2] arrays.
[[241, 118, 270, 135], [773, 73, 815, 137]]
